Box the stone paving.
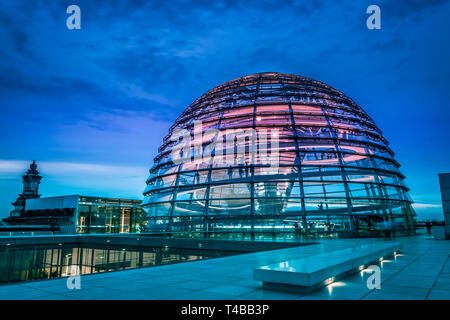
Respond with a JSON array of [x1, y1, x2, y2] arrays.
[[0, 234, 448, 300]]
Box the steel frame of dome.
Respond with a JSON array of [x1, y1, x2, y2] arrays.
[[142, 72, 415, 236]]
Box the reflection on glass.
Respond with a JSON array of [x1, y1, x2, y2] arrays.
[[0, 244, 238, 285]]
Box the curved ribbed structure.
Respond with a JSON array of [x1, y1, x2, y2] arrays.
[[143, 72, 415, 235]]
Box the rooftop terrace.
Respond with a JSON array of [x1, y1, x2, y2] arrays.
[[0, 233, 448, 300]]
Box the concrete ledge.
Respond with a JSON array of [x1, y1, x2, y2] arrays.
[[0, 234, 309, 252], [254, 242, 402, 293]]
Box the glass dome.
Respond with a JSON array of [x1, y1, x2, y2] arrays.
[[142, 72, 415, 236]]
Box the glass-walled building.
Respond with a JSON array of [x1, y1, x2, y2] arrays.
[[75, 196, 147, 234], [3, 195, 147, 234], [142, 72, 416, 236]]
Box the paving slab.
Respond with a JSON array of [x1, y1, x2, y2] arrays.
[[0, 235, 448, 300]]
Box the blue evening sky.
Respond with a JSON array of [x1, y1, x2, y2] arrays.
[[0, 0, 449, 220]]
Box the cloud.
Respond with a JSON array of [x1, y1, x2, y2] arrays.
[[412, 203, 442, 209], [0, 160, 146, 177], [53, 109, 171, 164], [0, 160, 149, 203], [381, 0, 450, 18], [119, 83, 176, 107]]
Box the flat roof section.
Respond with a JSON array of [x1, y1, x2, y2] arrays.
[[0, 234, 448, 300]]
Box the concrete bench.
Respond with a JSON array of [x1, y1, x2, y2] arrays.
[[253, 242, 402, 293]]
